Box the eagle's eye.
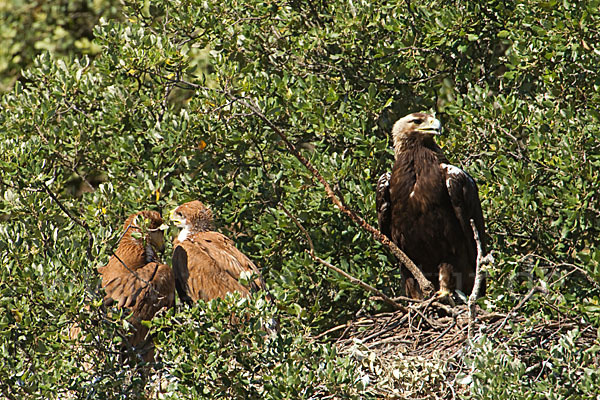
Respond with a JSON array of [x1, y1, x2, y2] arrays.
[[411, 118, 423, 124]]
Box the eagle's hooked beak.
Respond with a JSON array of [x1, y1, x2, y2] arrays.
[[416, 117, 442, 135], [147, 223, 169, 232], [169, 209, 184, 226]]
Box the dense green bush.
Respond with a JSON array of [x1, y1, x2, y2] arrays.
[[0, 0, 122, 92], [1, 0, 599, 398], [462, 328, 600, 399]]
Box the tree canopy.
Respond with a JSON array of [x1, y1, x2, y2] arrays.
[[1, 0, 599, 398]]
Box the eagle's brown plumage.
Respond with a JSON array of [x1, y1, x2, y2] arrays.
[[170, 201, 268, 304], [97, 210, 175, 359], [376, 113, 487, 299]]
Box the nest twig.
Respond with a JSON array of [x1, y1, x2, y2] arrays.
[[323, 300, 597, 399]]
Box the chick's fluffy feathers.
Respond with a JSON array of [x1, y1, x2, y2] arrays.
[[97, 211, 175, 348], [171, 201, 267, 303]]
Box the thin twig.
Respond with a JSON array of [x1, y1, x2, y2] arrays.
[[313, 255, 409, 311], [391, 295, 426, 303], [280, 205, 315, 253], [492, 285, 548, 336], [367, 335, 413, 348], [312, 323, 351, 340], [280, 204, 408, 312], [232, 95, 434, 297], [408, 302, 441, 329], [533, 255, 600, 292], [41, 182, 94, 261], [468, 219, 493, 339], [361, 313, 410, 343], [428, 319, 457, 349]]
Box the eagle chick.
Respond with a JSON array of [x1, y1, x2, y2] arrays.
[[170, 200, 269, 304], [97, 210, 175, 360]]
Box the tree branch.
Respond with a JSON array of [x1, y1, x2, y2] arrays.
[[492, 285, 548, 337], [233, 95, 434, 297], [41, 182, 94, 261], [468, 218, 494, 339], [280, 205, 408, 312], [313, 255, 408, 313]]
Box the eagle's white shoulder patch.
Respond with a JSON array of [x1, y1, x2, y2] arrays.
[[441, 163, 465, 190], [441, 163, 463, 176]]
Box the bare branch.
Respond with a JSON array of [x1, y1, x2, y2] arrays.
[[312, 323, 350, 340], [391, 295, 425, 303], [530, 254, 600, 292], [313, 255, 408, 313], [41, 182, 94, 261], [280, 205, 408, 312], [468, 219, 494, 339], [234, 95, 434, 297], [279, 205, 315, 254], [492, 285, 548, 336]]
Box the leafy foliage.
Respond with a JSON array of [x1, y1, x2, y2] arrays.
[[0, 0, 122, 92], [463, 328, 600, 399], [150, 293, 363, 399], [0, 0, 599, 398]]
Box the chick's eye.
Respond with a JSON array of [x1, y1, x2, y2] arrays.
[[411, 119, 423, 124]]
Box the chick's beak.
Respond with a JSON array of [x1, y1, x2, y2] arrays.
[[169, 209, 181, 224]]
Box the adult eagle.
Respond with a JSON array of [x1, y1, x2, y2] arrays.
[[376, 113, 486, 299], [97, 210, 175, 360], [169, 200, 269, 304]]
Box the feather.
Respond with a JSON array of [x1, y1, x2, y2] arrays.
[[97, 210, 175, 360], [383, 113, 487, 299], [376, 172, 392, 240], [170, 201, 270, 304]]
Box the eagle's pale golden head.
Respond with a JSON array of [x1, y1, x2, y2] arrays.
[[170, 200, 215, 236], [392, 112, 442, 153]]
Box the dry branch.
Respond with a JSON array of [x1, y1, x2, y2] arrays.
[[332, 296, 598, 400], [467, 219, 493, 339], [233, 95, 434, 297], [280, 205, 408, 312], [314, 255, 409, 313], [41, 182, 94, 261], [492, 285, 548, 336]]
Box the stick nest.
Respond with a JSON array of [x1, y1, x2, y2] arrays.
[[322, 301, 598, 399]]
